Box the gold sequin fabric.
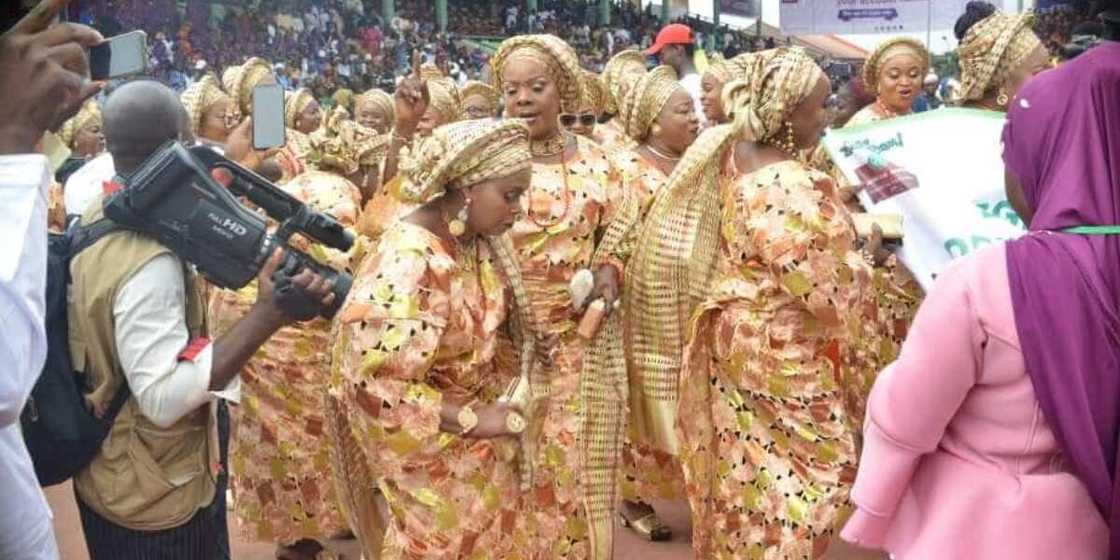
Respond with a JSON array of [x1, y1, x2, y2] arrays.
[[328, 221, 525, 559], [492, 35, 585, 113], [284, 88, 316, 129], [397, 119, 532, 204], [210, 170, 361, 546], [581, 70, 608, 115], [601, 49, 648, 116], [734, 47, 823, 144], [222, 56, 273, 114], [58, 100, 101, 148], [307, 107, 388, 176], [180, 75, 232, 136], [957, 11, 1041, 101], [862, 38, 930, 96], [705, 52, 760, 82], [678, 161, 869, 559], [616, 65, 682, 143]]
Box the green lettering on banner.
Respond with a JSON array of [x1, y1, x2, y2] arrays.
[[975, 200, 1023, 228]]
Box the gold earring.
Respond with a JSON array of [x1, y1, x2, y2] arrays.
[[448, 196, 470, 237], [997, 88, 1009, 107], [651, 123, 663, 137], [776, 122, 798, 156]]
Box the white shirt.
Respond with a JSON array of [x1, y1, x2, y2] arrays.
[[680, 72, 707, 127], [0, 154, 60, 560], [111, 256, 240, 430], [63, 152, 115, 217]]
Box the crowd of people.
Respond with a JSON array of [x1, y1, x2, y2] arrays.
[[3, 0, 1120, 560]]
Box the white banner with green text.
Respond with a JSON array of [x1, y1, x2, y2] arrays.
[[822, 108, 1025, 291]]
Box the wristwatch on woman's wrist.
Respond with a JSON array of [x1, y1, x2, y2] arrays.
[[457, 403, 479, 435], [505, 411, 527, 435]]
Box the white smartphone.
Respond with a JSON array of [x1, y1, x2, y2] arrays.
[[252, 84, 286, 151], [89, 30, 148, 80]]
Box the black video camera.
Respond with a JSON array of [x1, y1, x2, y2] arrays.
[[104, 142, 353, 320]]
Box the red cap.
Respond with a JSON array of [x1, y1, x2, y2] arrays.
[[645, 23, 694, 55]]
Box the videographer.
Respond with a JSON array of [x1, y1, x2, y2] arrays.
[[0, 0, 103, 558], [67, 79, 335, 559]]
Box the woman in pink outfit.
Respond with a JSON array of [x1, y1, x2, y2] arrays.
[[841, 36, 1120, 560]]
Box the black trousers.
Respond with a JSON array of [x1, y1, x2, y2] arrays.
[[77, 401, 232, 560]]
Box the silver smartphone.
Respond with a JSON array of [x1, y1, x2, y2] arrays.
[[89, 30, 148, 80], [252, 84, 286, 150]]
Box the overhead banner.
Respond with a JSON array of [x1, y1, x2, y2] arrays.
[[779, 0, 971, 36], [822, 108, 1025, 291], [720, 0, 761, 18]]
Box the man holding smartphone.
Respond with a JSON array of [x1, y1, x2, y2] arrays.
[[0, 1, 104, 559]]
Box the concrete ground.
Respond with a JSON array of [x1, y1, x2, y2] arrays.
[[48, 482, 883, 560]]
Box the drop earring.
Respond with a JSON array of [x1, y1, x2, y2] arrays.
[[776, 122, 798, 157], [448, 196, 470, 237]]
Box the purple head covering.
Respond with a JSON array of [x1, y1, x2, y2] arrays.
[[1003, 41, 1120, 556]]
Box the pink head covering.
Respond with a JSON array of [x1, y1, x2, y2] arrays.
[[1003, 41, 1120, 557]]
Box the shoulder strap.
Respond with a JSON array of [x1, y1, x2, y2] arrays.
[[69, 219, 123, 257]]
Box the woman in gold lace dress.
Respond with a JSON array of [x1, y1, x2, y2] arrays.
[[208, 112, 367, 560], [286, 88, 323, 136], [674, 48, 875, 559], [460, 81, 501, 120], [327, 119, 539, 559], [223, 57, 310, 183], [354, 89, 394, 134], [698, 52, 758, 126], [955, 4, 1050, 112], [608, 65, 701, 541], [594, 49, 647, 150], [492, 34, 635, 559], [180, 74, 240, 144], [848, 38, 930, 126]]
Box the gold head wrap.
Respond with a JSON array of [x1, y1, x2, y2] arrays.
[[419, 62, 444, 81], [862, 37, 931, 95], [459, 81, 500, 119], [622, 48, 821, 457], [492, 34, 584, 113], [307, 107, 389, 175], [285, 88, 317, 129], [616, 65, 683, 142], [425, 77, 462, 126], [957, 11, 1041, 101], [355, 89, 394, 124], [397, 119, 532, 204], [58, 100, 102, 148], [222, 57, 274, 114], [705, 52, 762, 82], [601, 49, 647, 115], [580, 70, 608, 115], [734, 47, 823, 143], [180, 75, 232, 136]]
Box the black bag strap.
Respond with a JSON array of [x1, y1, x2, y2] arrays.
[[68, 218, 133, 422], [69, 219, 122, 256]]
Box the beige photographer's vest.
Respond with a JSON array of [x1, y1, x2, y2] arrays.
[[69, 202, 219, 531]]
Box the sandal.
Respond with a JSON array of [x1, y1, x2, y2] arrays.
[[619, 511, 672, 542]]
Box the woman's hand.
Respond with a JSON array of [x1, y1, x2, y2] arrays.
[[585, 264, 620, 311], [462, 403, 524, 439], [393, 50, 429, 137], [859, 223, 891, 268]]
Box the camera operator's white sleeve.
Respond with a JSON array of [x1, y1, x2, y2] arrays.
[[113, 254, 240, 429]]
